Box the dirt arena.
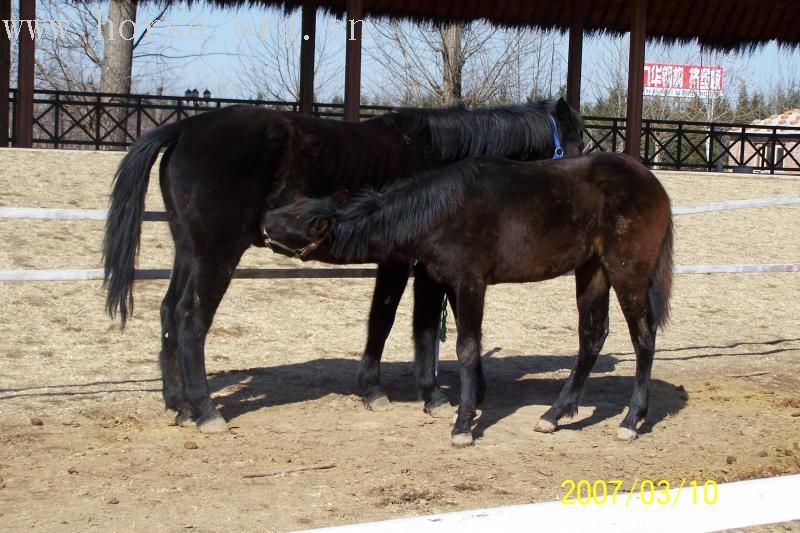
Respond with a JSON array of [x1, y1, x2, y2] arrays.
[[1, 149, 799, 531]]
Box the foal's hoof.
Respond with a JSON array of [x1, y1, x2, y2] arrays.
[[534, 418, 557, 434], [451, 432, 474, 448], [363, 389, 391, 412], [197, 412, 229, 434], [424, 393, 453, 419], [616, 427, 638, 441]]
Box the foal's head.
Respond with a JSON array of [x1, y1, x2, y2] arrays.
[[261, 197, 337, 258]]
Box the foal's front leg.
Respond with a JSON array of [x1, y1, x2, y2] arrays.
[[358, 263, 409, 410], [413, 265, 453, 417], [451, 282, 486, 448]]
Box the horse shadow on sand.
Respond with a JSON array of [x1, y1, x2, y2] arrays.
[[207, 348, 689, 437], [6, 338, 796, 435]]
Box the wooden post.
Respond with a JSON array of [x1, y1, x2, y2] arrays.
[[0, 0, 10, 146], [15, 0, 35, 148], [566, 0, 585, 111], [625, 0, 647, 159], [299, 2, 316, 115], [344, 0, 363, 122]]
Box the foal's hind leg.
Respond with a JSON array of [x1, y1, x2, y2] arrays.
[[414, 265, 452, 418], [358, 263, 409, 410], [536, 261, 610, 433], [616, 289, 657, 441]]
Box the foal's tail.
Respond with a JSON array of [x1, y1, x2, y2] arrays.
[[648, 217, 674, 330], [103, 121, 182, 328]]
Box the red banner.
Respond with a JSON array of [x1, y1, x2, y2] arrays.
[[644, 63, 723, 98]]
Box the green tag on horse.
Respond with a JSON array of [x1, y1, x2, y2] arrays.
[[438, 296, 448, 342]]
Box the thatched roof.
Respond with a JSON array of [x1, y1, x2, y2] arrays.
[[151, 0, 800, 52]]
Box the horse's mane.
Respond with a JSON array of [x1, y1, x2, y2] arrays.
[[299, 160, 480, 262], [382, 100, 558, 161]]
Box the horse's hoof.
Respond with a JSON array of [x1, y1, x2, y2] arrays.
[[363, 390, 391, 412], [164, 409, 179, 426], [451, 432, 474, 448], [451, 411, 480, 427], [175, 409, 195, 428], [616, 427, 638, 441], [425, 400, 453, 419], [534, 418, 557, 433], [197, 414, 229, 434]]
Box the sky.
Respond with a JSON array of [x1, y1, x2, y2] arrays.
[[122, 3, 800, 104]]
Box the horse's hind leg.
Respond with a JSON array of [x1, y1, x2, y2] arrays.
[[414, 265, 452, 417], [536, 260, 610, 433], [159, 254, 192, 425], [358, 263, 409, 410], [176, 245, 247, 433], [615, 287, 657, 441]]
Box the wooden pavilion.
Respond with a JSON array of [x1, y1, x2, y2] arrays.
[[2, 0, 800, 157]]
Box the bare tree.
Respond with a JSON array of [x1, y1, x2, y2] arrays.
[[236, 13, 342, 102], [99, 0, 137, 96], [365, 20, 561, 107], [34, 1, 224, 93]]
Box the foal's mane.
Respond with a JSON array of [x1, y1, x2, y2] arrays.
[[387, 100, 558, 160], [301, 160, 480, 261]]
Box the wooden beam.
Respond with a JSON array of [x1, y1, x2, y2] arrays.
[[0, 0, 10, 146], [299, 2, 316, 115], [566, 0, 585, 110], [344, 0, 363, 122], [15, 0, 35, 148], [625, 0, 647, 159]]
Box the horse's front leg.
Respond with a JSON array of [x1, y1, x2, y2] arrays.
[[451, 281, 486, 448], [413, 264, 452, 417], [358, 263, 409, 410]]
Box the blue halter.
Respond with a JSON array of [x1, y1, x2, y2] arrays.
[[548, 115, 565, 160]]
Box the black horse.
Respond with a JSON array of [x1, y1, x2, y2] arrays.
[[103, 99, 584, 433], [262, 152, 674, 446]]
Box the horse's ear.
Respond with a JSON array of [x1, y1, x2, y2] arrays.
[[555, 97, 571, 116]]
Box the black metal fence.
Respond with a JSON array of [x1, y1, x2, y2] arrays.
[[584, 116, 800, 174], [7, 89, 800, 174]]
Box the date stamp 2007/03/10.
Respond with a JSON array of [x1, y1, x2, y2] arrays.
[[561, 479, 719, 506]]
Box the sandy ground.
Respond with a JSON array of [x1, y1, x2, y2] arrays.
[[0, 149, 799, 532]]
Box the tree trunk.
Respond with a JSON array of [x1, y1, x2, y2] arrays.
[[440, 22, 464, 105], [100, 0, 137, 147]]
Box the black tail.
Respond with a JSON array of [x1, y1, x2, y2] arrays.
[[103, 122, 182, 327], [648, 217, 674, 330]]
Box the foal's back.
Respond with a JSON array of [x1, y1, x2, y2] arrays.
[[417, 153, 670, 285]]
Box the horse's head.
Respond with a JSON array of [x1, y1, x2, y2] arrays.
[[551, 97, 585, 157], [524, 97, 584, 159], [261, 197, 337, 260]]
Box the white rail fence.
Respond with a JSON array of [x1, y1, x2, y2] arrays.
[[0, 197, 798, 282]]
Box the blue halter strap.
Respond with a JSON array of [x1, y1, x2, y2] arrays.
[[548, 115, 565, 160]]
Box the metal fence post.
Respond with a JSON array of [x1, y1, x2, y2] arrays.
[[95, 94, 101, 150], [53, 91, 60, 149]]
